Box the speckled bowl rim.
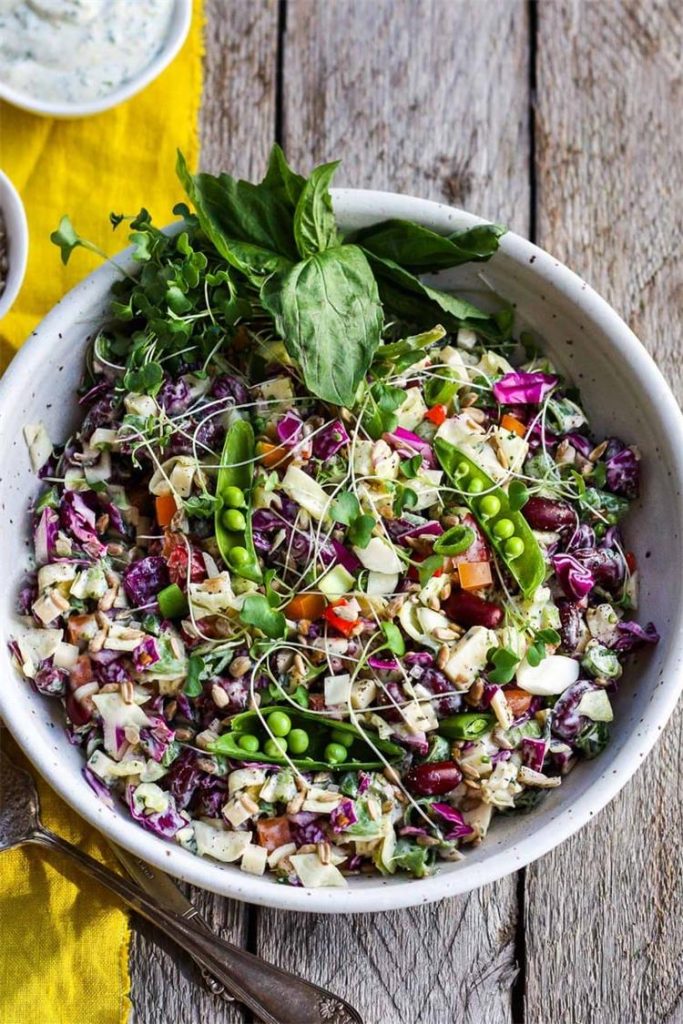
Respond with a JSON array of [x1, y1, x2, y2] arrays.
[[0, 0, 192, 119], [1, 187, 682, 914]]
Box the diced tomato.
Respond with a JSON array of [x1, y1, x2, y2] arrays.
[[324, 601, 358, 637], [424, 404, 447, 426], [162, 531, 206, 587], [256, 816, 293, 852], [502, 687, 533, 718], [626, 551, 637, 573]]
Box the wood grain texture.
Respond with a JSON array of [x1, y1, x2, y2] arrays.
[[255, 5, 531, 1022], [526, 3, 683, 1023], [200, 0, 279, 178], [281, 0, 531, 232], [128, 3, 278, 1020]]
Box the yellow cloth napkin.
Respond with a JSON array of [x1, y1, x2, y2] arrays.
[[0, 3, 204, 1020]]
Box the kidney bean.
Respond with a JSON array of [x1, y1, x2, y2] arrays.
[[522, 496, 575, 531], [445, 590, 504, 629], [558, 599, 584, 653], [404, 761, 462, 796]]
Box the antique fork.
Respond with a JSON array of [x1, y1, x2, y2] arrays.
[[0, 751, 362, 1024]]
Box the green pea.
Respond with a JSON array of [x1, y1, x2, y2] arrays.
[[504, 536, 525, 559], [493, 518, 515, 540], [288, 728, 310, 754], [268, 711, 292, 737], [264, 737, 288, 757], [468, 478, 485, 494], [324, 742, 348, 764], [478, 494, 501, 519], [454, 462, 469, 480], [223, 486, 246, 508], [237, 734, 260, 753], [222, 508, 246, 532], [228, 545, 250, 568], [330, 728, 354, 749]]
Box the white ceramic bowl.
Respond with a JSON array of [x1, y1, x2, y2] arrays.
[[0, 169, 29, 320], [0, 0, 192, 119], [1, 189, 682, 913]]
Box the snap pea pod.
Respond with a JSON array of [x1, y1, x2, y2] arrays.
[[434, 438, 546, 598], [215, 419, 262, 583], [207, 705, 404, 770], [438, 712, 494, 740]]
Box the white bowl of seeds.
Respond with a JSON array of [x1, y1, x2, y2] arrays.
[[0, 169, 28, 321]]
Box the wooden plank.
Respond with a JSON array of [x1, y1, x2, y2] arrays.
[[128, 2, 278, 1021], [526, 3, 683, 1022], [281, 0, 531, 233], [256, 4, 531, 1021]]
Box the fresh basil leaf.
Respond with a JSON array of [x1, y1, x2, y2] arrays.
[[367, 252, 493, 323], [381, 621, 405, 656], [356, 218, 506, 272], [176, 150, 296, 283], [293, 160, 340, 258], [331, 491, 361, 526], [261, 144, 307, 208], [240, 594, 287, 639], [418, 554, 444, 586], [347, 513, 376, 549], [261, 245, 383, 407]]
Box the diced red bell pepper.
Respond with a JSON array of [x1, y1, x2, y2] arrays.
[[626, 551, 637, 573], [324, 600, 358, 637], [424, 404, 447, 426]]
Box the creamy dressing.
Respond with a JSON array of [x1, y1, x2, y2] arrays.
[[0, 0, 174, 104]]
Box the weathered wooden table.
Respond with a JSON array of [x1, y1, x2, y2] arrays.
[[130, 2, 683, 1021]]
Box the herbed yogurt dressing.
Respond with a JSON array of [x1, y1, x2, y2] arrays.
[[0, 0, 174, 104]]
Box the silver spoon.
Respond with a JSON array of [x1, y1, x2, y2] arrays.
[[0, 751, 362, 1024]]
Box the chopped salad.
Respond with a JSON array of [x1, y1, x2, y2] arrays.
[[12, 149, 659, 887]]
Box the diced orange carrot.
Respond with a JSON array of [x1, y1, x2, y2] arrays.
[[256, 816, 293, 852], [458, 561, 493, 591], [500, 413, 526, 438], [502, 687, 533, 717], [155, 493, 178, 528], [257, 441, 291, 469], [285, 593, 327, 621]]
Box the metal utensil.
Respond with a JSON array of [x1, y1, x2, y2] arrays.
[[110, 842, 231, 1001], [0, 752, 362, 1024]]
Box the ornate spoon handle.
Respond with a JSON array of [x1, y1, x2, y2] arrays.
[[31, 828, 362, 1024]]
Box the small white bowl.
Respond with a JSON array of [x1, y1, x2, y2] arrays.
[[1, 189, 682, 914], [0, 169, 28, 320], [0, 0, 192, 119]]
